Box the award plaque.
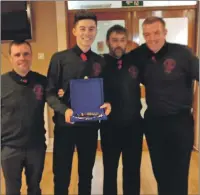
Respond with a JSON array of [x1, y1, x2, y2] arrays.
[[70, 78, 107, 122]]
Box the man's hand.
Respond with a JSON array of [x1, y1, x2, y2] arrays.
[[58, 89, 65, 98], [100, 102, 112, 116], [65, 108, 74, 124]]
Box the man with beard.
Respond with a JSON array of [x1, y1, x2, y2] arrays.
[[129, 16, 199, 195], [100, 25, 143, 195]]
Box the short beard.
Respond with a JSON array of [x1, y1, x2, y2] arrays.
[[109, 46, 125, 59]]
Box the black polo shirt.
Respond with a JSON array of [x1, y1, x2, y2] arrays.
[[46, 45, 105, 127], [129, 42, 199, 116], [102, 53, 142, 125]]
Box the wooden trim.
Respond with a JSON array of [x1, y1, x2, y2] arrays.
[[67, 5, 197, 13], [66, 3, 197, 49], [197, 1, 200, 54], [55, 1, 68, 51], [193, 82, 199, 150], [127, 11, 132, 41], [187, 9, 197, 51], [193, 1, 200, 151], [65, 1, 69, 49], [193, 145, 199, 152]]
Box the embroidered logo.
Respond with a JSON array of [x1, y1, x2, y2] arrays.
[[151, 56, 156, 63], [33, 84, 43, 100], [92, 62, 102, 76], [128, 66, 138, 79], [163, 58, 176, 73], [117, 60, 123, 70]]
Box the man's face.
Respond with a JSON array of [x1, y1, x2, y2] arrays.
[[73, 19, 97, 48], [107, 32, 127, 58], [10, 43, 32, 75], [143, 21, 167, 53]]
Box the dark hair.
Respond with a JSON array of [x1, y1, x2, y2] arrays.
[[106, 25, 128, 41], [9, 40, 32, 55], [74, 10, 97, 26], [142, 16, 166, 28]]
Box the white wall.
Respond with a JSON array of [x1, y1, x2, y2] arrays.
[[143, 1, 197, 6], [68, 1, 197, 9]]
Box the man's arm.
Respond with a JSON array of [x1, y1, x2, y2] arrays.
[[186, 47, 199, 82], [45, 53, 68, 115], [127, 48, 145, 85]]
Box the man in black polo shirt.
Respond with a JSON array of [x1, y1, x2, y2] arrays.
[[100, 25, 143, 195], [46, 10, 111, 195], [129, 16, 199, 195], [1, 40, 47, 195]]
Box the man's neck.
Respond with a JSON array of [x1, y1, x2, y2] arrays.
[[109, 53, 122, 59], [151, 42, 166, 54], [77, 43, 91, 53], [13, 69, 29, 77]]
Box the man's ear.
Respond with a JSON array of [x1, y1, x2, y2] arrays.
[[106, 40, 109, 48], [9, 55, 12, 64], [72, 27, 76, 37], [164, 28, 168, 36]]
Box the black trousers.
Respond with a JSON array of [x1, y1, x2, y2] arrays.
[[144, 111, 194, 195], [1, 145, 46, 195], [53, 125, 98, 195], [100, 119, 143, 195]]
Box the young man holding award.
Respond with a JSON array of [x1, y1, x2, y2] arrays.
[[46, 10, 111, 195]]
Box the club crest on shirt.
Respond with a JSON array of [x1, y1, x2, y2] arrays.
[[163, 58, 176, 73], [117, 60, 123, 70], [128, 65, 138, 79], [33, 84, 43, 100], [92, 62, 102, 76]]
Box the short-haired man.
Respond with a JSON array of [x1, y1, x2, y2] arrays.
[[1, 40, 47, 195], [129, 16, 199, 195], [46, 10, 111, 195]]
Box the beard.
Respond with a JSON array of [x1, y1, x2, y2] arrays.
[[110, 46, 126, 59]]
